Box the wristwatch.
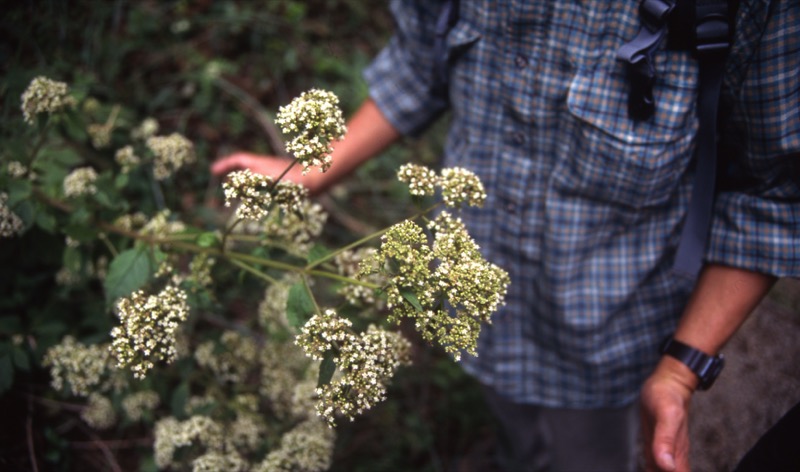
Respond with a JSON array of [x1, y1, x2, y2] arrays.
[[659, 336, 725, 391]]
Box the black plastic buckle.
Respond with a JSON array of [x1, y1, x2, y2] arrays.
[[695, 2, 731, 55]]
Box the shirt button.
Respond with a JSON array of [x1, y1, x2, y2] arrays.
[[514, 55, 528, 69]]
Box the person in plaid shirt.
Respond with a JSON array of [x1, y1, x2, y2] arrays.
[[213, 1, 799, 470]]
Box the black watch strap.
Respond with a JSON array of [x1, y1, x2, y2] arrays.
[[660, 336, 725, 391]]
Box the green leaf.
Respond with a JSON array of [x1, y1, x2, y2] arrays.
[[196, 232, 218, 248], [317, 351, 336, 388], [400, 288, 424, 312], [104, 247, 157, 302], [0, 316, 22, 335], [0, 355, 13, 394], [307, 244, 330, 265], [35, 210, 57, 233], [171, 381, 190, 419], [6, 179, 32, 206], [286, 282, 315, 329], [12, 346, 30, 371]]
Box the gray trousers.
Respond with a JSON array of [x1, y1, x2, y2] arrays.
[[482, 386, 640, 472]]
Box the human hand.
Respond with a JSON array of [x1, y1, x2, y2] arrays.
[[211, 152, 320, 193], [640, 356, 697, 472]]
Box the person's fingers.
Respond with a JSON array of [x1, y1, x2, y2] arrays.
[[210, 155, 242, 175], [650, 397, 690, 472]]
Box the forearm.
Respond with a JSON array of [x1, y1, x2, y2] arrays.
[[302, 97, 401, 194], [659, 263, 777, 388]]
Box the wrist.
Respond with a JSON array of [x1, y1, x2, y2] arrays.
[[659, 336, 725, 391]]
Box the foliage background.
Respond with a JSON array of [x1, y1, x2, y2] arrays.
[[0, 1, 496, 471]]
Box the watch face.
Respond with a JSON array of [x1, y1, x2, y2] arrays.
[[698, 355, 725, 391], [660, 336, 725, 391]]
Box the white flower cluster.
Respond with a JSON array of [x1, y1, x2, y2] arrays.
[[63, 166, 98, 198], [20, 76, 75, 124], [110, 284, 189, 379], [335, 248, 385, 307], [188, 253, 215, 289], [154, 416, 224, 469], [81, 393, 117, 430], [192, 451, 248, 472], [194, 330, 258, 383], [258, 275, 298, 331], [146, 132, 196, 180], [222, 169, 274, 221], [114, 145, 141, 173], [275, 89, 346, 175], [0, 192, 24, 238], [359, 212, 509, 361], [262, 199, 327, 254], [43, 336, 114, 396], [397, 163, 438, 197], [296, 309, 412, 426], [397, 164, 487, 208], [254, 418, 336, 472], [122, 390, 160, 421], [7, 161, 28, 178], [131, 117, 159, 141], [260, 343, 314, 421], [141, 209, 186, 237]]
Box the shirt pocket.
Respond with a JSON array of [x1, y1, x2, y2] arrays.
[[556, 60, 697, 211]]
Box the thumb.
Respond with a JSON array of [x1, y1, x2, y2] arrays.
[[652, 405, 683, 471]]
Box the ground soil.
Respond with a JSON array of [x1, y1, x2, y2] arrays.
[[690, 277, 800, 471]]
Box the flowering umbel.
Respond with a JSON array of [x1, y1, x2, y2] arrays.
[[21, 76, 75, 124], [295, 309, 412, 426], [276, 89, 346, 175], [146, 132, 196, 180], [0, 192, 24, 238], [222, 169, 274, 220], [110, 284, 190, 379], [63, 166, 98, 198]]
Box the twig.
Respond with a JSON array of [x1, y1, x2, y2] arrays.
[[214, 76, 287, 156], [27, 395, 40, 472], [76, 423, 123, 472], [70, 438, 152, 450]]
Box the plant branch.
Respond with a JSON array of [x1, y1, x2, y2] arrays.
[[228, 258, 278, 284]]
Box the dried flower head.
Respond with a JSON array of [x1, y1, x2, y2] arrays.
[[0, 193, 24, 238], [21, 76, 75, 124], [222, 169, 274, 220], [276, 89, 346, 175], [110, 284, 190, 379], [439, 167, 487, 207], [146, 132, 196, 180], [43, 336, 114, 396], [63, 167, 98, 198], [398, 163, 438, 197], [88, 123, 112, 149]]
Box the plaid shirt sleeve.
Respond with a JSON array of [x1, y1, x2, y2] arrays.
[[707, 0, 800, 277], [362, 0, 450, 136]]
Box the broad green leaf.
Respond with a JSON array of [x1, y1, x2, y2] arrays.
[[171, 381, 190, 419], [35, 209, 57, 233], [196, 232, 218, 248], [0, 355, 13, 394], [12, 346, 30, 371], [307, 244, 330, 265], [286, 282, 315, 329], [6, 179, 32, 206], [0, 316, 22, 335], [400, 288, 424, 312], [317, 351, 336, 388], [103, 247, 156, 302]]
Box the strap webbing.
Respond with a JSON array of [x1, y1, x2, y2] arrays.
[[672, 0, 732, 278]]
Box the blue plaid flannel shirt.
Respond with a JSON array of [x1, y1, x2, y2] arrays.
[[365, 0, 799, 408]]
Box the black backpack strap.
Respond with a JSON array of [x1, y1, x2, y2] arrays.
[[672, 0, 732, 278], [432, 0, 460, 100], [617, 0, 677, 120]]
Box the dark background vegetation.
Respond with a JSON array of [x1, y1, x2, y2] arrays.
[[1, 1, 798, 471]]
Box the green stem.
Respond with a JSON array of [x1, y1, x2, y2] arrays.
[[228, 258, 278, 284], [220, 217, 244, 253], [305, 202, 441, 270], [302, 276, 322, 316], [269, 159, 297, 190], [98, 232, 119, 257]]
